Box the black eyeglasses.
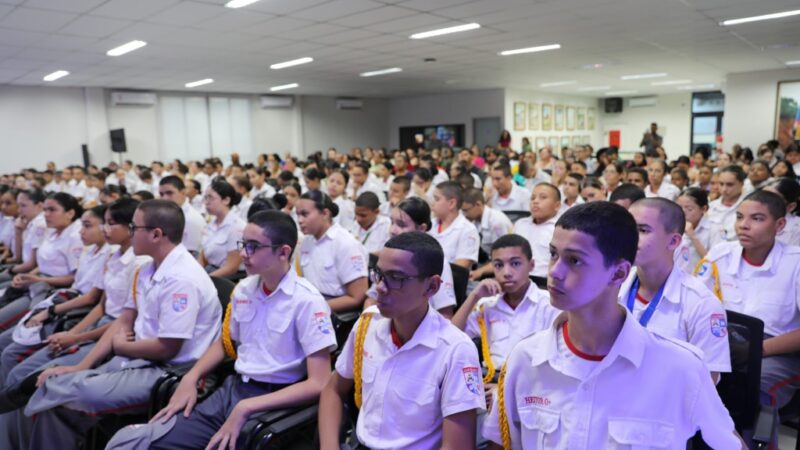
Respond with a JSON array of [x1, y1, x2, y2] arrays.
[[369, 266, 426, 291], [128, 224, 157, 233], [236, 240, 281, 257]]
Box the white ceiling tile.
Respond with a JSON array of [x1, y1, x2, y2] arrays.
[[330, 5, 417, 27], [58, 15, 134, 38], [90, 0, 181, 20], [289, 23, 349, 40], [0, 27, 48, 46], [363, 13, 447, 33], [195, 9, 274, 32], [244, 16, 315, 36], [237, 0, 329, 16], [147, 1, 228, 26], [0, 7, 78, 32], [22, 0, 107, 13], [291, 0, 384, 21]]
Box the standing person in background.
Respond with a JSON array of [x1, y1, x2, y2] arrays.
[[640, 122, 663, 157]]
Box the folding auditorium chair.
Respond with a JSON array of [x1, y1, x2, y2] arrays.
[[449, 262, 469, 310], [501, 210, 531, 224]]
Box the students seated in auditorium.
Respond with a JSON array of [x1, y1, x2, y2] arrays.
[[411, 167, 436, 203], [579, 176, 606, 203], [230, 175, 253, 221], [462, 188, 512, 277], [157, 175, 205, 256], [197, 179, 245, 280], [393, 152, 413, 179], [745, 159, 772, 192], [569, 160, 588, 177], [136, 169, 157, 196], [692, 164, 714, 194], [348, 161, 385, 203], [326, 169, 356, 230], [430, 181, 480, 269], [550, 159, 568, 187], [518, 157, 552, 191], [453, 235, 559, 411], [560, 172, 584, 212], [43, 170, 61, 193], [695, 190, 800, 444], [281, 181, 302, 223], [0, 193, 83, 331], [106, 210, 335, 450], [626, 166, 649, 190], [380, 176, 410, 217], [785, 144, 800, 176], [364, 197, 457, 318], [644, 159, 680, 201], [81, 172, 101, 208], [248, 166, 276, 199], [488, 163, 530, 212], [419, 154, 449, 186], [772, 160, 797, 180], [352, 192, 391, 256], [670, 167, 689, 192], [374, 161, 395, 192], [0, 189, 19, 265], [131, 190, 154, 202], [319, 232, 483, 450], [66, 166, 88, 200], [295, 190, 368, 313], [602, 161, 625, 195], [483, 202, 742, 450], [674, 187, 712, 274], [184, 178, 205, 214], [512, 183, 560, 286], [765, 177, 800, 247], [608, 182, 645, 209], [707, 165, 746, 247], [622, 198, 730, 382], [98, 185, 123, 206], [13, 200, 221, 450]]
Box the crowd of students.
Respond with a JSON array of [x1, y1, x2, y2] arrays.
[[0, 137, 796, 449]]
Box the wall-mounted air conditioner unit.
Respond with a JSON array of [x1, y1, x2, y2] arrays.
[[627, 96, 658, 108], [259, 95, 294, 109], [110, 91, 157, 106], [335, 98, 363, 110]]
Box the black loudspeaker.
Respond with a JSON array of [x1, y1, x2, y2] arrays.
[[604, 97, 623, 113], [81, 144, 90, 167], [110, 128, 127, 153]]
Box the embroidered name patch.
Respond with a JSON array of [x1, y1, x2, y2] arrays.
[[462, 367, 481, 395]]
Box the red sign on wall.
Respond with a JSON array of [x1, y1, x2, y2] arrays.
[[609, 130, 620, 147]]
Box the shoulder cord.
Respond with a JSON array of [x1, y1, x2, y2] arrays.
[[693, 258, 722, 301], [476, 304, 496, 384], [497, 362, 511, 450], [221, 283, 243, 359], [353, 313, 373, 409]]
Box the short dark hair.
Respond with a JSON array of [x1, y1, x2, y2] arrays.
[[609, 183, 645, 204], [300, 189, 339, 218], [210, 179, 242, 207], [491, 163, 512, 178], [556, 202, 638, 266], [355, 192, 381, 210], [435, 181, 464, 208], [391, 176, 410, 193], [491, 234, 532, 260], [396, 197, 432, 231], [413, 167, 433, 183], [534, 182, 562, 201], [86, 204, 107, 222], [463, 187, 485, 205], [19, 188, 45, 204], [133, 190, 155, 201], [720, 165, 746, 183], [742, 190, 786, 220], [159, 175, 185, 191], [233, 175, 252, 192], [627, 167, 649, 184], [767, 178, 800, 214], [383, 231, 444, 278], [47, 192, 83, 222], [138, 199, 185, 244], [108, 197, 139, 225], [353, 161, 370, 175], [679, 187, 709, 209], [248, 210, 298, 251], [631, 197, 686, 234]]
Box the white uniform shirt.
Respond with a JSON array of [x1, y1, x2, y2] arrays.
[[523, 170, 552, 191], [696, 241, 800, 337], [367, 261, 457, 312], [124, 245, 221, 364], [181, 199, 207, 253], [351, 215, 391, 255], [82, 187, 99, 205], [644, 182, 681, 201], [707, 195, 743, 248], [333, 196, 356, 231], [201, 212, 245, 268], [353, 180, 387, 203], [475, 207, 512, 257], [777, 214, 800, 247], [251, 183, 276, 200], [0, 215, 15, 252], [674, 216, 712, 274], [465, 282, 559, 368], [22, 213, 47, 264], [96, 247, 150, 319], [492, 184, 531, 212], [230, 271, 337, 384], [619, 266, 731, 372], [36, 220, 83, 276], [67, 179, 88, 199], [483, 310, 738, 450], [512, 215, 557, 278], [296, 223, 367, 298], [232, 197, 252, 222], [430, 213, 480, 265], [71, 244, 115, 295], [43, 181, 62, 193], [336, 305, 485, 450]]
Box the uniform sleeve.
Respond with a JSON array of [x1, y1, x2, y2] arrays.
[[686, 288, 732, 373], [690, 362, 739, 449], [440, 340, 485, 418], [335, 240, 367, 286], [65, 238, 84, 273], [30, 223, 47, 250], [156, 278, 202, 339], [334, 320, 358, 380], [228, 283, 244, 342], [295, 294, 338, 356], [225, 221, 245, 254], [455, 226, 480, 263], [464, 305, 482, 339]]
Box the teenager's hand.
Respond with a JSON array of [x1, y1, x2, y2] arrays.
[[685, 221, 696, 238], [46, 331, 78, 354], [151, 377, 199, 424], [471, 278, 503, 301], [14, 217, 27, 232], [37, 365, 80, 387], [25, 310, 49, 328], [204, 400, 251, 450]]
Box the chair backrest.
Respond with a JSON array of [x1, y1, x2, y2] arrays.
[[717, 310, 764, 432], [450, 263, 469, 309], [210, 276, 236, 312], [503, 210, 531, 223]]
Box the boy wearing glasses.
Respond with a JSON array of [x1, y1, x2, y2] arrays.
[[106, 210, 336, 449], [319, 232, 484, 450], [14, 200, 221, 450]]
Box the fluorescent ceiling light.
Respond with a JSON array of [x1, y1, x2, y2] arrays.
[[578, 86, 611, 92], [786, 60, 800, 65], [106, 40, 147, 57], [410, 23, 480, 39], [539, 80, 576, 88], [651, 79, 692, 86], [677, 84, 716, 91], [499, 44, 561, 56], [270, 57, 313, 70], [185, 78, 214, 88], [270, 83, 298, 92], [605, 90, 637, 96], [225, 0, 261, 8], [43, 70, 69, 82], [721, 9, 800, 26], [360, 67, 403, 77], [621, 73, 667, 80]]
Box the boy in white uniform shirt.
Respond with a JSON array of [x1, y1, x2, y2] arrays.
[[461, 188, 512, 263], [319, 232, 484, 450], [158, 176, 206, 255], [708, 165, 746, 247], [430, 181, 480, 269], [17, 200, 221, 450], [512, 183, 560, 285], [106, 210, 336, 449], [352, 192, 391, 255], [484, 202, 742, 450], [620, 198, 731, 381], [694, 190, 800, 444], [489, 164, 530, 212]]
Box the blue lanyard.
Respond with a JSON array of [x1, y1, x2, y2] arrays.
[[625, 276, 666, 327]]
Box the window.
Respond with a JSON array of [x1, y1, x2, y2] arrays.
[[690, 92, 724, 154]]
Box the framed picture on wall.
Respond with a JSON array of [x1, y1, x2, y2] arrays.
[[554, 104, 564, 131], [587, 107, 596, 130], [514, 102, 526, 131], [560, 136, 571, 149], [535, 137, 546, 149], [541, 103, 553, 131], [528, 102, 539, 130], [571, 136, 581, 147], [775, 80, 800, 149], [548, 136, 559, 149], [577, 107, 586, 130], [566, 106, 576, 131]]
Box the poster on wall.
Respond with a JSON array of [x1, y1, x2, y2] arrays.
[[528, 102, 539, 130], [587, 107, 596, 130], [548, 136, 559, 149], [577, 107, 586, 130], [535, 137, 546, 149], [775, 81, 800, 149], [566, 106, 576, 131], [514, 102, 526, 131], [542, 103, 553, 131], [561, 136, 571, 149], [554, 104, 565, 131]]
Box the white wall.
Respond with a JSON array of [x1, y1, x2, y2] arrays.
[[387, 89, 505, 149], [299, 96, 389, 156], [599, 93, 692, 160], [724, 68, 800, 150]]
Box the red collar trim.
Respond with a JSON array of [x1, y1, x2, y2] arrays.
[[635, 292, 649, 304], [742, 252, 764, 267], [390, 322, 403, 348], [261, 283, 272, 297], [563, 321, 605, 361]]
